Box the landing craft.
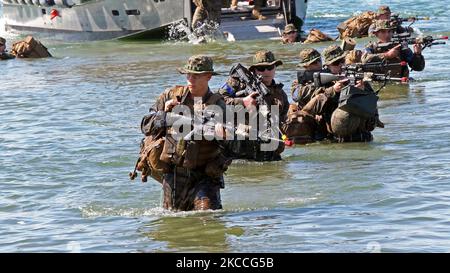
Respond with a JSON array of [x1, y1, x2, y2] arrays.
[[1, 0, 308, 41]]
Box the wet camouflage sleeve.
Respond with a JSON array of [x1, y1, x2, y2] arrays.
[[291, 80, 337, 108], [140, 89, 172, 136]]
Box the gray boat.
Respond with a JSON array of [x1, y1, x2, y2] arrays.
[[1, 0, 308, 41]]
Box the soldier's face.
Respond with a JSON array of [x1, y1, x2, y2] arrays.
[[0, 44, 5, 52], [376, 30, 392, 42], [186, 73, 212, 93], [378, 13, 391, 20], [305, 60, 322, 71], [254, 65, 276, 85], [328, 60, 344, 74], [284, 31, 298, 43]]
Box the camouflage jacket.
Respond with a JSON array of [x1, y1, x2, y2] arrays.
[[362, 41, 425, 77], [141, 85, 228, 170]]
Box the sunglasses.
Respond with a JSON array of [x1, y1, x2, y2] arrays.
[[286, 31, 297, 35], [255, 65, 275, 72]]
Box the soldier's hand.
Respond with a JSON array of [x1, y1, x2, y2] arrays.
[[315, 115, 323, 123], [164, 99, 180, 112], [384, 44, 401, 59], [413, 43, 423, 55], [333, 79, 349, 93], [243, 92, 259, 109], [355, 80, 365, 90]]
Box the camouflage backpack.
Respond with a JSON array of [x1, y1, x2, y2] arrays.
[[303, 29, 335, 44], [131, 86, 187, 183], [337, 11, 377, 39], [11, 36, 52, 58]]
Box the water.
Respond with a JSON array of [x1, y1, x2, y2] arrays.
[[1, 0, 450, 252]]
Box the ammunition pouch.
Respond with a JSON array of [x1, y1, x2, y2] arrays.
[[160, 135, 185, 166], [136, 136, 171, 183]]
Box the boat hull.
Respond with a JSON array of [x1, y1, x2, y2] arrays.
[[2, 0, 190, 40]]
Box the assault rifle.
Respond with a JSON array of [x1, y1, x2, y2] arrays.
[[312, 61, 409, 91], [297, 61, 408, 87], [229, 63, 272, 106], [390, 13, 430, 29], [376, 33, 448, 51]]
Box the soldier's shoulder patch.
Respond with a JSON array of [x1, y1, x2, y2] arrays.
[[220, 82, 236, 97]]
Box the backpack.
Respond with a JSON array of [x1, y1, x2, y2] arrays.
[[303, 29, 335, 44], [11, 36, 52, 58], [337, 11, 377, 39], [135, 135, 169, 184], [338, 85, 378, 119]]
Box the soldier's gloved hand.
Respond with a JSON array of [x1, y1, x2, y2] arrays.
[[333, 79, 349, 93], [413, 43, 423, 55], [243, 92, 259, 109], [164, 99, 180, 112], [383, 44, 401, 59]]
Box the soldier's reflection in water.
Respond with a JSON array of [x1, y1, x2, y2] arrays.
[[140, 215, 245, 252]]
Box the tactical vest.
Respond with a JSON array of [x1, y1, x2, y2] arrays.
[[160, 86, 224, 170]]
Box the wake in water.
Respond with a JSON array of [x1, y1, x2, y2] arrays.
[[167, 20, 234, 44], [79, 204, 269, 218]]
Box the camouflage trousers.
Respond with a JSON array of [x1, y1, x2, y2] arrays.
[[162, 167, 223, 211], [192, 0, 223, 28]]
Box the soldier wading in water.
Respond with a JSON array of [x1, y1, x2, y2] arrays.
[[133, 55, 232, 211]]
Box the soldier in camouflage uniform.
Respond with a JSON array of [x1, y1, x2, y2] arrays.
[[281, 24, 304, 44], [218, 50, 289, 161], [192, 0, 223, 29], [362, 20, 425, 78], [304, 45, 380, 142], [291, 47, 346, 110], [368, 6, 414, 37], [0, 37, 15, 61], [288, 45, 380, 143], [140, 55, 231, 211]]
